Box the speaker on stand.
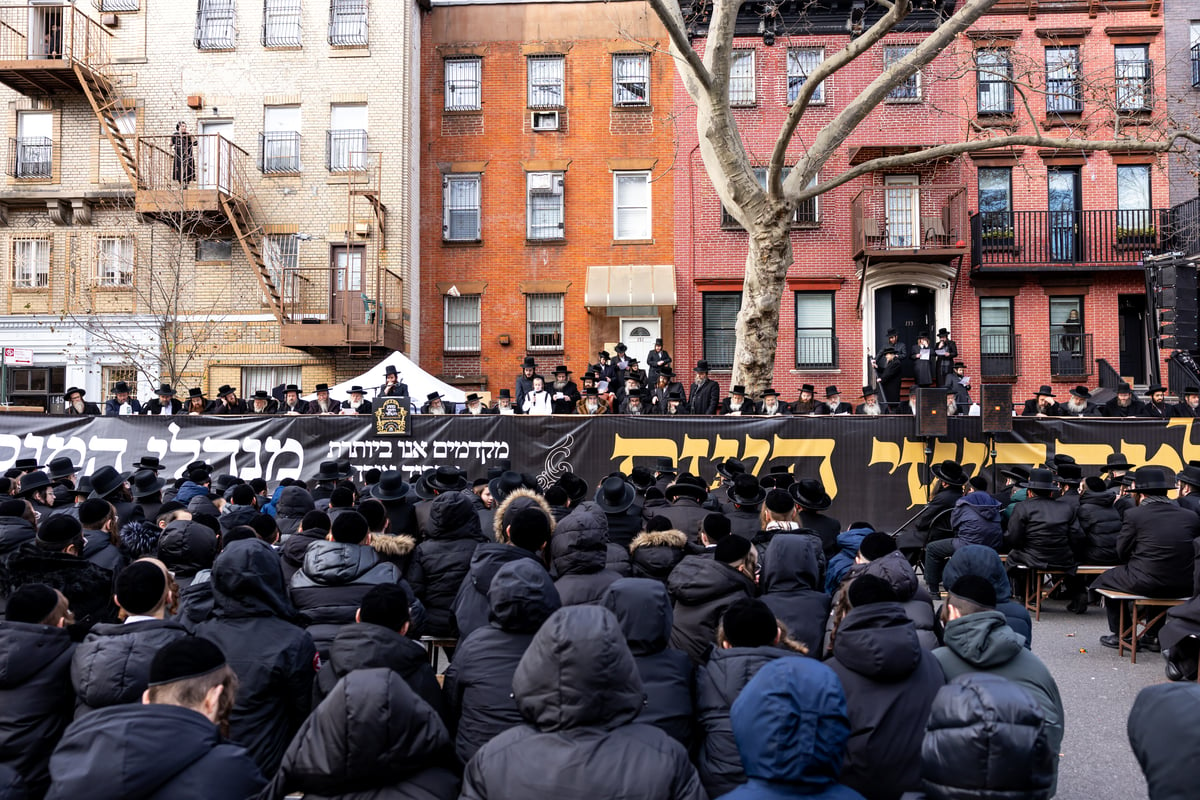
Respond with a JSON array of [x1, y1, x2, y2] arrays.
[[981, 384, 1014, 492]]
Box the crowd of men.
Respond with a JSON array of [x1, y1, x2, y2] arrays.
[[0, 446, 1198, 798]]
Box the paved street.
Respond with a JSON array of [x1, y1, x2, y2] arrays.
[[1023, 597, 1165, 799]]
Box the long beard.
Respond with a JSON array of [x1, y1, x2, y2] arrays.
[[1118, 397, 1131, 407], [729, 399, 742, 410], [554, 380, 567, 390], [862, 403, 880, 416], [429, 406, 445, 415], [586, 401, 598, 411], [946, 399, 958, 415], [1068, 398, 1087, 413], [468, 406, 481, 415], [71, 400, 84, 412]]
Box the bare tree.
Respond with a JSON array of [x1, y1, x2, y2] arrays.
[[647, 0, 1200, 393]]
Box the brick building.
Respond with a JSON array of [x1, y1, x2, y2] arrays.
[[1164, 5, 1198, 206], [0, 0, 418, 409], [418, 0, 676, 396]]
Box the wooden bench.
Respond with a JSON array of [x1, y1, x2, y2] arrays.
[[1015, 565, 1114, 621], [1095, 589, 1190, 664], [419, 636, 457, 671]]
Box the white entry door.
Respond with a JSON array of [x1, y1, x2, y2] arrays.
[[885, 175, 920, 248], [198, 120, 234, 192], [621, 317, 661, 363]]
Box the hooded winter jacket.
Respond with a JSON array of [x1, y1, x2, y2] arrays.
[[942, 545, 1031, 648], [950, 493, 1002, 551], [195, 538, 316, 776], [1075, 490, 1122, 564], [406, 492, 489, 636], [828, 552, 939, 654], [174, 480, 209, 506], [175, 570, 213, 630], [629, 529, 689, 583], [697, 645, 801, 797], [933, 609, 1064, 789], [273, 485, 316, 539], [460, 605, 704, 800], [0, 764, 23, 800], [722, 657, 865, 800], [0, 514, 35, 558], [265, 668, 459, 800], [667, 554, 756, 664], [156, 520, 218, 588], [828, 603, 945, 800], [279, 527, 327, 584], [602, 578, 695, 745], [0, 621, 75, 797], [80, 530, 127, 575], [0, 543, 117, 639], [443, 559, 561, 764], [451, 543, 542, 641], [826, 527, 872, 593], [550, 510, 621, 605], [761, 534, 830, 655], [1128, 682, 1200, 800], [45, 703, 264, 800], [315, 622, 445, 726], [70, 619, 189, 715]]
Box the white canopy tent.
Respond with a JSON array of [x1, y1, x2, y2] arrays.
[[302, 352, 468, 406]]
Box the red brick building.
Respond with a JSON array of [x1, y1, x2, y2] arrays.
[[419, 1, 676, 396]]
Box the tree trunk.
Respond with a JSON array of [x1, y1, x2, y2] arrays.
[[732, 221, 793, 395]]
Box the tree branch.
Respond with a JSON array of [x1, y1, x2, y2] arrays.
[[646, 0, 713, 94]]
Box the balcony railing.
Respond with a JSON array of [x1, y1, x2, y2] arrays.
[[851, 185, 969, 259], [136, 133, 249, 203], [1050, 332, 1092, 379], [7, 137, 51, 178], [795, 335, 838, 370], [1168, 351, 1200, 398], [1115, 58, 1153, 112], [258, 131, 300, 174], [326, 129, 367, 172], [1192, 44, 1199, 89], [971, 209, 1168, 270], [277, 263, 402, 334], [980, 332, 1020, 379], [0, 4, 110, 67], [1166, 196, 1200, 258], [977, 76, 1013, 114]]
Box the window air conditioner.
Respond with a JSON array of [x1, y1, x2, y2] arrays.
[[531, 110, 560, 131]]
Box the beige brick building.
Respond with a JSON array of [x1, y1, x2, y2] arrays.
[[0, 0, 418, 409]]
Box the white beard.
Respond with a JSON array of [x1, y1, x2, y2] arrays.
[[763, 402, 777, 414], [586, 401, 598, 412], [71, 400, 85, 413], [1067, 398, 1087, 414], [946, 399, 958, 415], [254, 403, 268, 412], [499, 405, 514, 415], [862, 403, 880, 416], [729, 399, 742, 411], [429, 405, 446, 415], [468, 406, 481, 415]]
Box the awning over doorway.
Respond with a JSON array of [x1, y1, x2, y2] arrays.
[[584, 265, 676, 309]]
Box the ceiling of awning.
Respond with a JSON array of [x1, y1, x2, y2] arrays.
[[584, 264, 677, 308]]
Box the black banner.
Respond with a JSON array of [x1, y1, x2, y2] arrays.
[[4, 414, 1200, 531]]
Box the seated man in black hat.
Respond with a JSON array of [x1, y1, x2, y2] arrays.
[[1170, 386, 1200, 418], [515, 356, 539, 408], [180, 388, 210, 415], [650, 367, 683, 414], [104, 381, 142, 416], [141, 383, 182, 416], [210, 384, 246, 415], [1102, 382, 1144, 417], [1140, 384, 1172, 418], [662, 387, 690, 415], [549, 366, 580, 414], [1058, 385, 1098, 417], [689, 360, 720, 416], [306, 383, 339, 415], [487, 389, 519, 415], [420, 391, 449, 415], [63, 387, 100, 416], [816, 385, 852, 415], [248, 390, 276, 414], [1004, 468, 1081, 595], [376, 364, 409, 398], [276, 384, 308, 415], [899, 460, 967, 553], [625, 357, 646, 387], [1021, 386, 1064, 417], [459, 392, 486, 416], [792, 384, 820, 415], [757, 388, 789, 416], [719, 385, 755, 415], [855, 386, 883, 416], [576, 387, 608, 415], [619, 387, 650, 415]]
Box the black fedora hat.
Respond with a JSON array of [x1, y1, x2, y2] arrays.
[[761, 387, 781, 398], [694, 360, 710, 373], [728, 473, 767, 507], [861, 386, 877, 398], [371, 470, 411, 502], [187, 387, 206, 399], [425, 391, 443, 402], [999, 466, 1031, 485], [113, 381, 132, 394], [1148, 384, 1168, 395], [886, 328, 899, 337], [47, 457, 80, 480], [384, 364, 401, 376], [789, 477, 832, 510], [1102, 453, 1134, 473], [129, 470, 166, 499], [13, 458, 43, 472], [931, 460, 969, 486], [716, 458, 747, 480], [497, 389, 513, 400], [88, 465, 126, 500], [1177, 465, 1200, 488], [465, 393, 482, 404], [1034, 385, 1056, 398], [799, 384, 816, 394], [654, 456, 676, 474], [1024, 469, 1059, 493], [283, 384, 301, 395], [1116, 382, 1133, 394], [629, 466, 655, 491], [334, 459, 353, 479], [665, 475, 708, 502], [657, 366, 674, 378], [217, 384, 237, 397], [313, 383, 330, 394], [426, 466, 468, 493], [730, 385, 746, 396], [313, 461, 341, 482], [63, 387, 86, 400], [1132, 467, 1175, 492], [131, 455, 163, 473], [522, 356, 538, 368], [553, 365, 571, 375], [555, 473, 589, 504], [1069, 385, 1091, 400], [1056, 463, 1083, 485], [595, 476, 636, 514], [251, 389, 271, 401], [489, 470, 532, 504], [759, 465, 795, 490], [1184, 386, 1200, 397], [154, 383, 176, 397], [937, 328, 951, 337], [16, 470, 51, 497], [824, 386, 841, 399]]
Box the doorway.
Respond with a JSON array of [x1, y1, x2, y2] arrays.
[[1118, 294, 1148, 383], [620, 317, 661, 363], [27, 1, 63, 60], [1048, 168, 1081, 262], [875, 285, 935, 381], [197, 120, 233, 192], [331, 245, 365, 323]]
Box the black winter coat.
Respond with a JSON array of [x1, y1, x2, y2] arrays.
[[450, 543, 542, 641], [273, 485, 316, 539], [1127, 683, 1200, 800], [195, 539, 316, 776], [70, 619, 189, 715], [550, 510, 621, 605], [406, 493, 488, 636], [0, 621, 75, 797], [1075, 490, 1123, 564], [80, 530, 126, 576], [0, 515, 34, 558], [1092, 500, 1199, 598], [696, 645, 800, 798], [902, 487, 960, 550], [667, 555, 756, 664], [46, 703, 264, 800], [174, 570, 213, 630], [650, 499, 709, 548], [689, 378, 720, 415], [156, 520, 219, 584], [827, 552, 940, 655], [828, 603, 946, 800], [443, 559, 561, 764], [602, 578, 695, 746], [1004, 496, 1081, 570], [279, 528, 326, 584], [799, 510, 842, 558], [460, 605, 704, 800], [629, 529, 689, 584], [266, 668, 458, 800], [760, 534, 830, 655], [0, 544, 116, 639], [603, 506, 645, 550]]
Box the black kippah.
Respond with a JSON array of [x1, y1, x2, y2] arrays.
[[115, 561, 168, 615], [715, 533, 752, 563], [5, 583, 59, 623], [721, 597, 778, 648], [950, 575, 997, 608], [703, 513, 731, 541], [858, 531, 896, 561], [847, 574, 897, 607], [148, 637, 227, 686], [765, 489, 794, 514]]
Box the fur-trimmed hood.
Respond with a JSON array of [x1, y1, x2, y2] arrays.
[[370, 533, 415, 557], [630, 529, 688, 552], [492, 487, 555, 543]]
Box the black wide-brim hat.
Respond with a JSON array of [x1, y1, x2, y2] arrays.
[[371, 471, 411, 502], [595, 476, 636, 513], [489, 470, 533, 504], [1024, 469, 1059, 492], [425, 465, 468, 493], [47, 457, 80, 479], [716, 458, 747, 480], [999, 466, 1031, 485], [88, 465, 126, 500], [1133, 467, 1176, 492], [931, 459, 969, 486], [728, 474, 767, 506], [1177, 465, 1200, 488], [16, 471, 51, 497], [789, 478, 831, 510], [665, 477, 707, 502], [555, 472, 589, 504], [1102, 454, 1134, 473], [129, 471, 166, 499]]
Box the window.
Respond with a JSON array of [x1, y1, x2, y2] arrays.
[[1192, 22, 1199, 87], [96, 237, 133, 287], [614, 171, 651, 240], [444, 294, 481, 352], [611, 53, 650, 106], [703, 292, 741, 370], [195, 0, 237, 50], [787, 48, 824, 105], [527, 55, 564, 108], [11, 111, 52, 179], [12, 238, 49, 289], [526, 293, 564, 351], [1050, 295, 1086, 376], [102, 367, 138, 399], [976, 49, 1013, 114], [1045, 46, 1081, 113], [196, 238, 233, 262], [721, 168, 818, 227], [264, 234, 297, 301], [884, 45, 920, 101], [327, 103, 367, 171], [526, 171, 564, 240], [977, 167, 1012, 240], [1115, 45, 1151, 112], [729, 50, 755, 106], [260, 105, 301, 173], [445, 58, 481, 111], [329, 0, 367, 46], [242, 366, 302, 397], [979, 297, 1015, 377], [262, 0, 302, 47], [794, 292, 835, 369], [1116, 164, 1152, 234], [97, 0, 139, 11], [443, 173, 481, 241]]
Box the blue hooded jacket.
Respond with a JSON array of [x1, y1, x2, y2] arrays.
[[722, 657, 865, 799], [825, 527, 872, 594], [943, 545, 1032, 648], [950, 493, 1003, 551]]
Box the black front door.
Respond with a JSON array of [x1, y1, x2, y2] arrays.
[[875, 285, 935, 379], [1119, 294, 1147, 382]]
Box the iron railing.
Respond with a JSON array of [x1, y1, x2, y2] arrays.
[[136, 133, 249, 201], [0, 4, 110, 66], [328, 0, 368, 46], [93, 0, 138, 10], [262, 0, 302, 47], [1166, 196, 1200, 257], [1096, 358, 1122, 391], [1168, 351, 1200, 398], [971, 208, 1168, 270], [326, 129, 367, 172], [851, 185, 969, 257], [1115, 58, 1153, 112], [194, 0, 237, 50], [276, 264, 400, 332], [979, 333, 1019, 379], [1192, 44, 1199, 89], [795, 335, 838, 370], [7, 137, 51, 178], [258, 131, 301, 174], [1050, 332, 1093, 379]]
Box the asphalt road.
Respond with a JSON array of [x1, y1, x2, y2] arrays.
[[1025, 596, 1166, 799]]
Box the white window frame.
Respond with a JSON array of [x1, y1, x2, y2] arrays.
[[444, 294, 481, 353], [884, 45, 921, 102], [262, 0, 302, 47], [261, 104, 301, 173], [613, 171, 651, 240], [729, 49, 756, 106], [96, 236, 134, 287], [328, 103, 367, 172], [528, 55, 565, 109], [195, 0, 237, 50], [328, 0, 368, 46], [787, 48, 825, 105], [445, 57, 482, 111], [443, 173, 482, 242], [612, 53, 650, 106], [12, 238, 49, 289], [526, 171, 565, 240], [241, 366, 302, 397], [526, 293, 564, 352], [794, 291, 836, 369]]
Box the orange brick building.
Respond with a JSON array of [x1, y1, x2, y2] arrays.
[[419, 1, 676, 396]]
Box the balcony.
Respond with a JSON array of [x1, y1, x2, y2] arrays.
[[135, 133, 248, 217], [326, 129, 367, 172], [980, 332, 1020, 379], [970, 209, 1168, 272], [1166, 197, 1200, 258], [6, 136, 51, 179], [1050, 332, 1092, 380], [259, 131, 301, 174], [0, 4, 110, 95], [851, 185, 969, 262], [278, 264, 404, 352]]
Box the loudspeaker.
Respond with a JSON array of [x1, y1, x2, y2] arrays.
[[915, 388, 948, 437], [981, 384, 1014, 433]]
